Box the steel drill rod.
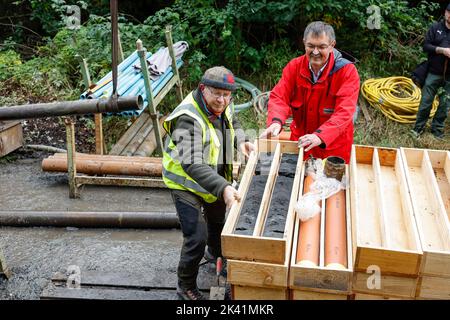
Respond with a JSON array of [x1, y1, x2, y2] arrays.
[[0, 211, 179, 228], [0, 95, 143, 121]]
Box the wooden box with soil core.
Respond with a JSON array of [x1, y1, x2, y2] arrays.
[[222, 139, 303, 299], [400, 148, 450, 300], [289, 156, 353, 300], [349, 145, 422, 299]]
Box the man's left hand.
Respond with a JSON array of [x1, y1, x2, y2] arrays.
[[239, 141, 256, 159], [298, 134, 322, 152]]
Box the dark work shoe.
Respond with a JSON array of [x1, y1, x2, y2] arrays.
[[204, 247, 216, 263], [177, 286, 207, 300]]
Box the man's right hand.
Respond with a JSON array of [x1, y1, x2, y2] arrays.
[[259, 122, 281, 139], [223, 185, 241, 210], [437, 47, 450, 58]]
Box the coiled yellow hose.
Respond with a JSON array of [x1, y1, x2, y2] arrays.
[[361, 76, 438, 123]]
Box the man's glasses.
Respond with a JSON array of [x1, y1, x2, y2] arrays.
[[206, 86, 233, 101], [305, 43, 332, 52]]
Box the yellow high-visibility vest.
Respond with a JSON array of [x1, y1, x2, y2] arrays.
[[162, 92, 235, 203]]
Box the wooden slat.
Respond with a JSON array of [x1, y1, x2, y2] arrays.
[[222, 146, 258, 235], [258, 139, 299, 154], [109, 113, 149, 155], [253, 143, 281, 236], [372, 149, 390, 248], [228, 259, 288, 288], [291, 289, 349, 300], [352, 271, 417, 298], [222, 234, 286, 264], [232, 284, 287, 300], [416, 275, 450, 299], [427, 150, 450, 220]]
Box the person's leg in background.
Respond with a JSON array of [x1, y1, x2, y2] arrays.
[[430, 78, 450, 139], [413, 73, 443, 135]]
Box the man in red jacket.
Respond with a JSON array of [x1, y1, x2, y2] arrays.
[[260, 21, 360, 163]]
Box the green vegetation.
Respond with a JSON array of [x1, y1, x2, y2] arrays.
[[0, 0, 448, 150]]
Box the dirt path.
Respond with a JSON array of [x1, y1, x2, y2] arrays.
[[0, 150, 187, 300]]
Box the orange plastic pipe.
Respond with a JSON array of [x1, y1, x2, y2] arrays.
[[325, 190, 347, 269], [50, 153, 162, 163], [296, 175, 321, 266]]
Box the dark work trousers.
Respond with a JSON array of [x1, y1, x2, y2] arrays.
[[171, 189, 226, 290], [414, 72, 450, 137]]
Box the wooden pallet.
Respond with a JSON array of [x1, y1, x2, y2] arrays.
[[349, 145, 422, 299], [289, 163, 353, 297], [109, 114, 167, 157], [41, 263, 219, 300], [222, 139, 303, 295], [401, 148, 450, 300], [0, 120, 22, 157]]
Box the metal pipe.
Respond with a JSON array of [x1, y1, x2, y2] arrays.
[[0, 211, 180, 229], [0, 95, 143, 121]]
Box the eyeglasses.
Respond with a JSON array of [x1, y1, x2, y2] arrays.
[[305, 43, 332, 52], [205, 86, 233, 101]]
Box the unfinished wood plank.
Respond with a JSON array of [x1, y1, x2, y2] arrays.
[[41, 284, 178, 300], [134, 116, 167, 156], [109, 112, 149, 155], [232, 284, 287, 300], [417, 275, 450, 299], [253, 143, 281, 236], [228, 259, 288, 288], [222, 147, 258, 235], [372, 149, 390, 248], [282, 147, 303, 264], [222, 234, 286, 264], [292, 289, 349, 300], [258, 139, 299, 154], [354, 293, 410, 300], [354, 164, 382, 247], [352, 271, 417, 298], [290, 265, 351, 293], [427, 150, 450, 219]]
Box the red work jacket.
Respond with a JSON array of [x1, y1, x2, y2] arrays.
[[267, 49, 360, 163]]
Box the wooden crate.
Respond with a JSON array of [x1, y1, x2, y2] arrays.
[[0, 121, 23, 157], [290, 289, 350, 300], [231, 284, 288, 300], [289, 161, 353, 295], [353, 293, 411, 300], [401, 148, 450, 299], [349, 145, 423, 298], [222, 139, 303, 290]]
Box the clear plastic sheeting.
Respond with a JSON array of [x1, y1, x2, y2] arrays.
[[295, 157, 346, 221]]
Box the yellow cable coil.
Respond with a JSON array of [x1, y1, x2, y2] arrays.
[[361, 76, 438, 123]]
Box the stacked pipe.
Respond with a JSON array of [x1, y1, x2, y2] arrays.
[[295, 156, 347, 269], [42, 153, 162, 177]]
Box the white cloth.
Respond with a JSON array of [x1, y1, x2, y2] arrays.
[[134, 41, 189, 80]]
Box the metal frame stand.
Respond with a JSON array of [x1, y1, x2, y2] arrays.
[[66, 26, 183, 198]]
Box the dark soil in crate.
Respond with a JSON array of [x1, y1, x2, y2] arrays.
[[234, 153, 273, 235], [262, 153, 298, 238], [255, 152, 273, 175]]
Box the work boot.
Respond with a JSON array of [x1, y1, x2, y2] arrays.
[[177, 286, 207, 300], [409, 129, 421, 140]]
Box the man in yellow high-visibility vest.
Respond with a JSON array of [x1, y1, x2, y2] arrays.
[[162, 66, 255, 300]]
